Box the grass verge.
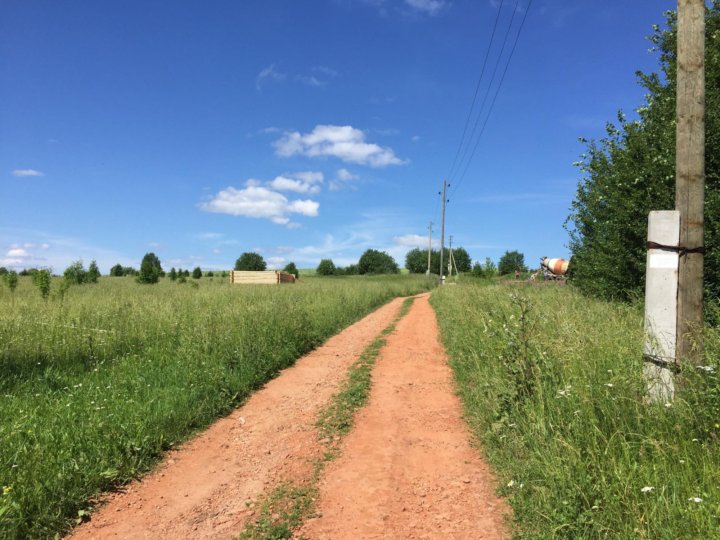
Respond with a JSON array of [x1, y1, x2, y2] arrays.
[[239, 296, 417, 539], [431, 283, 720, 538], [0, 277, 432, 539]]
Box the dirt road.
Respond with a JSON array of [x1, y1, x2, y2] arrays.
[[69, 293, 508, 539]]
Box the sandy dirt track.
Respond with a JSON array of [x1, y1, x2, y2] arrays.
[[69, 297, 405, 540], [298, 293, 508, 539], [69, 292, 508, 539]]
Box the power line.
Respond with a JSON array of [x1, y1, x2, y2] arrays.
[[445, 0, 506, 182], [450, 0, 534, 197]]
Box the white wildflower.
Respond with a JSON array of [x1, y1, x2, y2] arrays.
[[641, 486, 655, 493]]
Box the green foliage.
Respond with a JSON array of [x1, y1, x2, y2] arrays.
[[168, 267, 178, 281], [567, 6, 720, 303], [358, 249, 399, 275], [137, 253, 163, 284], [283, 262, 299, 279], [432, 283, 720, 538], [451, 247, 472, 273], [63, 260, 87, 285], [3, 270, 18, 293], [86, 261, 100, 283], [110, 264, 137, 277], [498, 250, 527, 275], [32, 269, 52, 299], [405, 247, 430, 273], [206, 271, 214, 277], [0, 276, 433, 538], [482, 257, 497, 277], [316, 258, 336, 276], [471, 262, 485, 278], [0, 267, 8, 276], [192, 266, 202, 279], [234, 252, 267, 271]]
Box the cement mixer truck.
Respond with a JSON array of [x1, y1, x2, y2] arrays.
[[539, 257, 569, 281]]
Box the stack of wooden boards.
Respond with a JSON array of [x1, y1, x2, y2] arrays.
[[230, 271, 296, 285]]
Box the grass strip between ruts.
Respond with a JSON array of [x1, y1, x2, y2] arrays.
[[238, 296, 417, 540]]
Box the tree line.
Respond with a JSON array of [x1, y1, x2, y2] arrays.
[[567, 5, 720, 307]]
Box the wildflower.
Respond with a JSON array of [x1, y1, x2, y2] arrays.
[[641, 486, 655, 493], [591, 505, 599, 511], [680, 460, 686, 464], [664, 402, 672, 408], [698, 365, 716, 373], [2, 486, 12, 495], [688, 497, 703, 503], [605, 383, 614, 388], [507, 480, 515, 487]]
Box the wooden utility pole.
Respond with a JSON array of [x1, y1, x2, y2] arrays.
[[426, 222, 433, 274], [675, 0, 705, 364], [439, 180, 448, 284]]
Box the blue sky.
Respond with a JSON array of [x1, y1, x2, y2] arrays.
[[1, 0, 677, 273]]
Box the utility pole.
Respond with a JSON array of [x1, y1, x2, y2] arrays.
[[439, 180, 448, 285], [426, 222, 433, 275], [448, 235, 454, 278], [676, 0, 705, 364]]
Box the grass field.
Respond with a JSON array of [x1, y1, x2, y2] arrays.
[[0, 274, 433, 539], [432, 282, 720, 538]]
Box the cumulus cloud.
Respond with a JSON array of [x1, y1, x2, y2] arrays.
[[0, 244, 48, 269], [268, 171, 324, 194], [393, 234, 434, 248], [405, 0, 448, 15], [200, 183, 319, 227], [12, 169, 44, 177], [274, 124, 406, 167]]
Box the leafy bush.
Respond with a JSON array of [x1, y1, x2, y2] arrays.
[[235, 252, 267, 271], [137, 253, 163, 284], [358, 249, 399, 275], [316, 259, 336, 276]]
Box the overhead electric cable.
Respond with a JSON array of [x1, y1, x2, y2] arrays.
[[451, 0, 534, 196], [450, 0, 521, 190], [445, 0, 506, 182]]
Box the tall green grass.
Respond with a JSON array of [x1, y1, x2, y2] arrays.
[[0, 275, 432, 539], [432, 283, 720, 538]]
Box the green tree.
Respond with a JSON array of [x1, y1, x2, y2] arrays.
[[192, 266, 202, 279], [3, 270, 18, 295], [498, 251, 527, 276], [63, 260, 87, 285], [234, 252, 267, 271], [168, 267, 178, 281], [405, 248, 430, 274], [109, 264, 124, 277], [566, 6, 720, 304], [283, 262, 299, 279], [137, 252, 163, 284], [471, 262, 485, 278], [33, 269, 51, 299], [451, 247, 472, 273], [482, 257, 497, 277], [316, 259, 336, 276], [86, 260, 100, 283], [358, 249, 399, 275]]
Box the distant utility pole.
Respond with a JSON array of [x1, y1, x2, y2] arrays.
[[439, 180, 448, 285], [676, 0, 705, 364], [448, 235, 454, 278], [426, 222, 433, 275]]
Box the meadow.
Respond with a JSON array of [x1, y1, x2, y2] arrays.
[[432, 282, 720, 538], [0, 274, 433, 539]]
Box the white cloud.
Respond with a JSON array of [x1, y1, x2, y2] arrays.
[[256, 64, 286, 91], [7, 248, 30, 258], [393, 234, 433, 248], [274, 125, 406, 167], [12, 169, 44, 177], [405, 0, 447, 15], [200, 183, 319, 227], [330, 168, 360, 191], [268, 171, 324, 194]]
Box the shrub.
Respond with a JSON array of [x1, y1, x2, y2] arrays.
[[235, 252, 267, 271]]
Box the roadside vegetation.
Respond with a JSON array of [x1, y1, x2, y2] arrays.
[[432, 282, 720, 538], [0, 274, 432, 538]]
